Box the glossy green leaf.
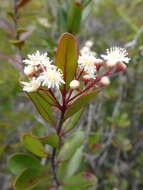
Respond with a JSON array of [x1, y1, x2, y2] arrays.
[[13, 168, 50, 190], [30, 126, 45, 138], [41, 133, 59, 148], [63, 109, 83, 133], [58, 130, 85, 161], [63, 172, 98, 189], [65, 89, 100, 119], [66, 145, 84, 178], [67, 2, 83, 33], [30, 127, 59, 148], [31, 181, 50, 190], [55, 32, 78, 90], [8, 153, 41, 175], [21, 134, 48, 158], [28, 91, 55, 125]]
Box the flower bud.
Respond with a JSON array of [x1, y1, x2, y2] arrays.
[[69, 80, 80, 89], [117, 62, 127, 72], [100, 76, 110, 86], [83, 74, 91, 82], [105, 61, 117, 69], [24, 65, 35, 76], [95, 59, 104, 69]]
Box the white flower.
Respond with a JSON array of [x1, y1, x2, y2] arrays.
[[101, 47, 130, 67], [38, 66, 65, 89], [21, 78, 41, 92], [24, 65, 35, 76], [78, 48, 97, 79], [23, 51, 52, 68], [69, 80, 80, 89]]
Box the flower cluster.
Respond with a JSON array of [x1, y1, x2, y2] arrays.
[[21, 51, 65, 92], [78, 41, 98, 79], [21, 44, 130, 92], [77, 42, 130, 86]]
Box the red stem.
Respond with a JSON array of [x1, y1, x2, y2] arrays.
[[66, 69, 84, 103], [67, 71, 110, 103], [77, 69, 84, 80], [39, 88, 62, 110], [49, 89, 62, 110]]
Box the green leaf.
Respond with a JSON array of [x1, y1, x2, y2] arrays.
[[58, 161, 68, 180], [66, 145, 84, 178], [30, 127, 59, 148], [41, 133, 59, 148], [21, 134, 48, 158], [63, 109, 83, 133], [8, 153, 41, 176], [58, 8, 67, 32], [55, 32, 78, 90], [58, 130, 85, 161], [67, 2, 83, 33], [63, 172, 98, 189], [30, 181, 49, 190], [28, 91, 55, 125], [65, 89, 100, 119], [13, 168, 50, 190], [16, 28, 28, 35], [82, 0, 92, 7], [9, 39, 24, 48]]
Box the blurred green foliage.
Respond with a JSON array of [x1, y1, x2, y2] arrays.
[[0, 0, 143, 189]]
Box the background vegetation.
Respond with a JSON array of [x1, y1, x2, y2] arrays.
[[0, 0, 143, 189]]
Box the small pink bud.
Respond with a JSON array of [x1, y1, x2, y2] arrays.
[[69, 80, 80, 89], [95, 59, 104, 70], [105, 61, 117, 69], [83, 74, 91, 82], [100, 76, 110, 86], [117, 62, 127, 72], [24, 65, 35, 76]]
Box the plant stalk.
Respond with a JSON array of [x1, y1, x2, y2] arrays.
[[51, 108, 65, 188]]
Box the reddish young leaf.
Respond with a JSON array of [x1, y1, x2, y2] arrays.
[[16, 0, 31, 9], [55, 32, 78, 90]]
